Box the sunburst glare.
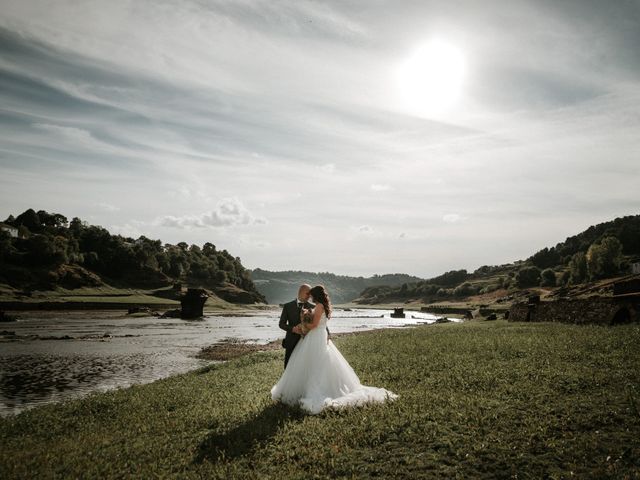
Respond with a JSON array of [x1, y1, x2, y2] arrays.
[[396, 39, 466, 116]]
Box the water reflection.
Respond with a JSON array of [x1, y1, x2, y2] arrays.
[[1, 354, 141, 409], [0, 308, 455, 415]]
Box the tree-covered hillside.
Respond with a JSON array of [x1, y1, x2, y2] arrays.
[[357, 214, 640, 305], [0, 208, 266, 304], [249, 269, 423, 304]]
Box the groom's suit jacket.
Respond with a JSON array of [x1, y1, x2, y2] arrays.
[[279, 299, 330, 350], [279, 299, 313, 350]]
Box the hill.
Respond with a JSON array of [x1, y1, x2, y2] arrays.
[[249, 269, 423, 304], [356, 214, 640, 305], [0, 208, 266, 304]]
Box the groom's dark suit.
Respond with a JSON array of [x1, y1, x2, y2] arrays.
[[279, 299, 330, 368]]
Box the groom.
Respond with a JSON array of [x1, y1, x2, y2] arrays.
[[279, 283, 330, 369]]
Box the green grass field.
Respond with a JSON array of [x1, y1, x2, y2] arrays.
[[0, 284, 178, 304], [1, 320, 639, 479], [0, 283, 263, 311]]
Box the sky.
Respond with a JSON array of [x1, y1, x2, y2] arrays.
[[1, 0, 639, 278]]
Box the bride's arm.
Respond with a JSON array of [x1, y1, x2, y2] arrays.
[[306, 303, 325, 330]]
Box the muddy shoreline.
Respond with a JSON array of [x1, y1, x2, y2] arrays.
[[196, 327, 405, 361]]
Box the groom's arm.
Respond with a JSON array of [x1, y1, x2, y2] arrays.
[[278, 305, 291, 333]]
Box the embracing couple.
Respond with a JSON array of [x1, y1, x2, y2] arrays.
[[271, 284, 398, 415]]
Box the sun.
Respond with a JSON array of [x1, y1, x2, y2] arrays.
[[396, 39, 466, 116]]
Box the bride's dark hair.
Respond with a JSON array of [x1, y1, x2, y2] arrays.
[[309, 285, 332, 319]]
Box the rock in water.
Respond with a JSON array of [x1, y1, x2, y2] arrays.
[[160, 309, 181, 319], [180, 288, 209, 319]]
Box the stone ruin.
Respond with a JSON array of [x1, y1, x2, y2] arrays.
[[179, 288, 209, 319], [509, 278, 640, 326]]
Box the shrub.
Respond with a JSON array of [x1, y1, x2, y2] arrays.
[[569, 252, 588, 284], [516, 266, 541, 288], [586, 236, 623, 280], [453, 282, 476, 297], [540, 269, 556, 287]]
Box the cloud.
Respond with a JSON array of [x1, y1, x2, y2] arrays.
[[1, 1, 639, 277], [318, 163, 336, 174], [156, 198, 266, 229], [443, 214, 464, 223], [109, 220, 147, 239], [95, 202, 120, 212]]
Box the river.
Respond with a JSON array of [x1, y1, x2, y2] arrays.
[[0, 307, 458, 416]]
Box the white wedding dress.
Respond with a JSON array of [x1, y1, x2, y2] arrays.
[[271, 312, 398, 415]]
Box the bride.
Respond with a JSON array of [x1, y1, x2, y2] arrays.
[[271, 285, 398, 415]]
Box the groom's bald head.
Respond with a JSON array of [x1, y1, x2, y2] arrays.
[[298, 284, 311, 301]]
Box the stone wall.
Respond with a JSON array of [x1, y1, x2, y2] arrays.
[[421, 306, 472, 315], [509, 297, 639, 325]]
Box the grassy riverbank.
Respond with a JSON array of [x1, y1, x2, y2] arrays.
[[2, 320, 639, 478], [0, 284, 272, 312]]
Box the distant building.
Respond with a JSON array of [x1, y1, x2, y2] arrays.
[[632, 262, 640, 275], [0, 223, 18, 238]]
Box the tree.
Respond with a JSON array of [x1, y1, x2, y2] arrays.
[[586, 236, 623, 280], [202, 242, 217, 256], [515, 266, 541, 288], [529, 247, 561, 269], [37, 210, 68, 228], [25, 234, 61, 265], [215, 270, 227, 283], [427, 269, 468, 286], [474, 265, 492, 275], [569, 252, 588, 284], [540, 268, 556, 287], [0, 230, 14, 261], [1, 207, 266, 301], [15, 208, 41, 232], [69, 217, 85, 238], [618, 222, 640, 254], [51, 235, 69, 264], [84, 251, 100, 268]]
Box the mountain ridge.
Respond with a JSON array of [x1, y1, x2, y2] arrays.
[[356, 214, 640, 305], [249, 269, 423, 304]]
